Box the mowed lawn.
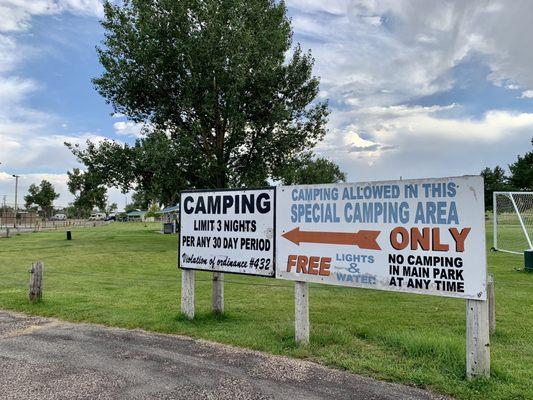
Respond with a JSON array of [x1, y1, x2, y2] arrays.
[[0, 222, 531, 400]]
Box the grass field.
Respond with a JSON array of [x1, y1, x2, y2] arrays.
[[0, 222, 531, 399]]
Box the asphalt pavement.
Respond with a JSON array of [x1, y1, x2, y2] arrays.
[[0, 310, 449, 399]]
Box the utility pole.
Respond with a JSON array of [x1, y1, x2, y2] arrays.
[[2, 195, 5, 230], [12, 174, 19, 228]]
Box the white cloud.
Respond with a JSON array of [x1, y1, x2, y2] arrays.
[[0, 0, 109, 190], [316, 104, 533, 181], [0, 0, 103, 33], [283, 1, 533, 182], [0, 129, 108, 171], [288, 0, 533, 107], [288, 0, 476, 107], [521, 90, 533, 99], [0, 76, 39, 105], [113, 120, 146, 137], [0, 0, 105, 113], [287, 0, 351, 16], [0, 34, 28, 73]]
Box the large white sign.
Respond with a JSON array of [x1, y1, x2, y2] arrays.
[[179, 188, 275, 276], [275, 176, 487, 299]]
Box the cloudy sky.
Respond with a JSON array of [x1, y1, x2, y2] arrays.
[[0, 0, 532, 207]]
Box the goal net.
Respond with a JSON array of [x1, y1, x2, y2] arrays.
[[493, 192, 533, 254]]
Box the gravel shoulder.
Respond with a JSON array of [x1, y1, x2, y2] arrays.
[[0, 310, 450, 400]]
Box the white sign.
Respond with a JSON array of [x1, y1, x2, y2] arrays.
[[275, 176, 486, 299], [180, 188, 275, 276]]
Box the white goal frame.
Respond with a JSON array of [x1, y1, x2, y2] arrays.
[[493, 191, 533, 254]]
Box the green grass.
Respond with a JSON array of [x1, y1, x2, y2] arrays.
[[0, 222, 531, 399]]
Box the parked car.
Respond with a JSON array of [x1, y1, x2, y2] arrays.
[[51, 213, 67, 221], [88, 213, 106, 221], [105, 212, 117, 221]]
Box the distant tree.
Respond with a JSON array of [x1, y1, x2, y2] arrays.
[[145, 202, 161, 218], [105, 202, 118, 214], [67, 168, 107, 217], [75, 0, 328, 195], [65, 204, 78, 219], [481, 166, 510, 210], [129, 191, 151, 210], [281, 156, 346, 185], [508, 139, 533, 191], [24, 180, 60, 217], [125, 203, 139, 213]]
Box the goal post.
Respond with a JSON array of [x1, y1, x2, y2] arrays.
[[493, 191, 533, 254]]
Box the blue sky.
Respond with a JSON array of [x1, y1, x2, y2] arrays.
[[0, 0, 532, 207]]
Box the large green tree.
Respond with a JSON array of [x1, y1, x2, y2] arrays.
[[281, 156, 346, 185], [79, 0, 328, 194], [508, 139, 533, 191], [24, 180, 60, 217]]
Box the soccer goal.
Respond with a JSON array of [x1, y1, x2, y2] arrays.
[[493, 192, 533, 254]]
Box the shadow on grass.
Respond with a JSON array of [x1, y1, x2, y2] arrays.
[[173, 311, 235, 325]]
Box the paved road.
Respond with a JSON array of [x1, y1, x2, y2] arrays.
[[0, 311, 449, 399]]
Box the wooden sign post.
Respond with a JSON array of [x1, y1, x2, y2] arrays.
[[181, 269, 195, 319], [487, 273, 496, 334], [212, 272, 224, 314], [466, 298, 490, 378], [295, 281, 309, 345]]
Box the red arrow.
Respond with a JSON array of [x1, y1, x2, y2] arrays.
[[282, 227, 381, 250]]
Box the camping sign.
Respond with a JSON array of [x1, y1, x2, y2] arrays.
[[179, 188, 275, 277], [275, 176, 486, 300]]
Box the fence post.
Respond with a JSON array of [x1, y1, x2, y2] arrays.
[[28, 261, 43, 302], [181, 269, 195, 319], [466, 298, 490, 379], [212, 272, 224, 314], [295, 281, 309, 345], [488, 273, 496, 334]]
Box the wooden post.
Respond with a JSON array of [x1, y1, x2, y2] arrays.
[[295, 281, 309, 345], [29, 261, 43, 302], [466, 298, 490, 379], [487, 273, 496, 335], [181, 269, 195, 319], [212, 272, 224, 314]]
